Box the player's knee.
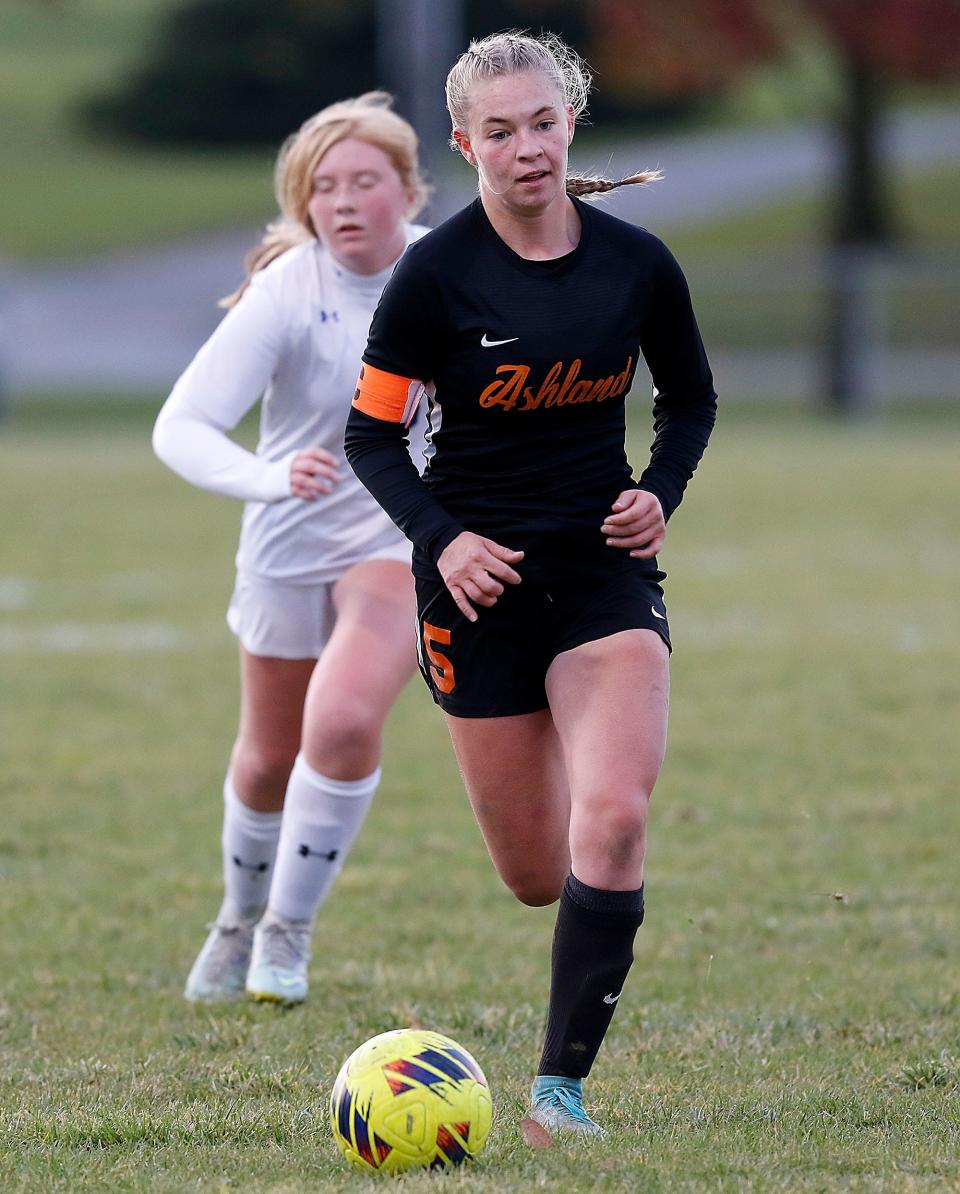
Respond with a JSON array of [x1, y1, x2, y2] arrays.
[[590, 792, 650, 865], [502, 868, 565, 907], [234, 740, 298, 792], [304, 698, 382, 763], [511, 882, 562, 907]]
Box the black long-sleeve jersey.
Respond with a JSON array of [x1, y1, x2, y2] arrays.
[[345, 196, 716, 583]]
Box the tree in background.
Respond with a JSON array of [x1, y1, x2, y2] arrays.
[[83, 0, 380, 146], [807, 0, 960, 244], [595, 0, 960, 410], [460, 0, 713, 124], [84, 0, 708, 149], [593, 0, 960, 246], [804, 1, 960, 410], [589, 0, 781, 99], [84, 0, 958, 409]]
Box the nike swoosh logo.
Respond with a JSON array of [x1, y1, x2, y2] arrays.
[[481, 334, 519, 347], [651, 606, 666, 620], [603, 991, 621, 1005]]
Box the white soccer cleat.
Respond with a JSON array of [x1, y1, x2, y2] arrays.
[[245, 910, 312, 1005], [529, 1075, 607, 1138], [183, 902, 259, 1002]]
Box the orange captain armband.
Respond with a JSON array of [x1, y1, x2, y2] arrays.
[[353, 363, 425, 427]]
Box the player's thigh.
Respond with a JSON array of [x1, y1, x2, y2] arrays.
[[306, 559, 417, 724], [547, 629, 669, 885], [547, 628, 670, 802], [445, 709, 571, 905]]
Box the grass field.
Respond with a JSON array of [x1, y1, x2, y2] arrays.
[[1, 398, 958, 1190], [0, 0, 274, 260]]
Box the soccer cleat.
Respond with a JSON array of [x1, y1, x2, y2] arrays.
[[183, 901, 260, 1002], [245, 909, 312, 1004], [529, 1075, 607, 1138]]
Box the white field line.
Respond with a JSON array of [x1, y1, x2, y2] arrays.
[[0, 622, 194, 654], [0, 577, 37, 611], [670, 610, 948, 654], [0, 572, 220, 652], [0, 570, 221, 601]]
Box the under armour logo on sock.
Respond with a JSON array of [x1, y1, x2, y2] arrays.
[[297, 844, 340, 862], [232, 855, 269, 874]]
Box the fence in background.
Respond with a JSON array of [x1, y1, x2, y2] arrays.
[[1, 244, 957, 408], [685, 248, 959, 406]]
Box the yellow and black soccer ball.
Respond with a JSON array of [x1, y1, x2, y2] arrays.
[[330, 1028, 492, 1173]]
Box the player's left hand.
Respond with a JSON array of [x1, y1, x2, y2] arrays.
[[289, 446, 341, 500], [601, 489, 665, 558]]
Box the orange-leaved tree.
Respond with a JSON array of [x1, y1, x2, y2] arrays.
[[590, 0, 960, 408]]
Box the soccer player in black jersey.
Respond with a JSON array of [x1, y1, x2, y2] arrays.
[[345, 31, 717, 1138]]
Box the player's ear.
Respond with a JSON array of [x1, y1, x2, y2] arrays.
[[566, 104, 575, 146], [452, 129, 477, 168]]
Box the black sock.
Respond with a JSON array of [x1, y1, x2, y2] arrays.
[[537, 873, 645, 1079]]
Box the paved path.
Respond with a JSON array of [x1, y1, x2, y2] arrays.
[[1, 108, 957, 393]]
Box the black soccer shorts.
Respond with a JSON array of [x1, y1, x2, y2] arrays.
[[414, 567, 671, 718]]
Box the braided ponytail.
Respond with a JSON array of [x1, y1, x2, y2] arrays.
[[565, 170, 663, 199]]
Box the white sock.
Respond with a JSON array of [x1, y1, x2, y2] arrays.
[[267, 753, 380, 924], [221, 773, 283, 920]]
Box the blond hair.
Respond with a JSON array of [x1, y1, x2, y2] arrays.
[[445, 31, 661, 201], [221, 92, 429, 308]]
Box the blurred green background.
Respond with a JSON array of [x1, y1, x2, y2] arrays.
[[2, 5, 959, 1190], [0, 0, 958, 409]]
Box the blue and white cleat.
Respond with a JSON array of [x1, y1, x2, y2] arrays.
[[529, 1075, 607, 1138], [184, 901, 259, 1002], [245, 910, 312, 1005]]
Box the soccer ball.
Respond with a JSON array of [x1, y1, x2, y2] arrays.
[[330, 1028, 492, 1173]]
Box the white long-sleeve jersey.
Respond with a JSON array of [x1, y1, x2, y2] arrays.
[[153, 227, 428, 584]]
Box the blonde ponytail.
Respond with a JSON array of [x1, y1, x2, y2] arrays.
[[565, 169, 663, 199]]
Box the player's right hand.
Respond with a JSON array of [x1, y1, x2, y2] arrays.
[[437, 532, 524, 623], [289, 447, 341, 499]]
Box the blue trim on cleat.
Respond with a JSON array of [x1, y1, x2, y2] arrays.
[[530, 1075, 606, 1138]]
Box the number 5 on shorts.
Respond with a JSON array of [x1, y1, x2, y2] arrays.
[[422, 622, 455, 694]]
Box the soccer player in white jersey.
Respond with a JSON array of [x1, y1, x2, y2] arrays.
[[153, 93, 429, 1004]]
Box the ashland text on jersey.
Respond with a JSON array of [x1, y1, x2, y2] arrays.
[[345, 198, 717, 580]]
